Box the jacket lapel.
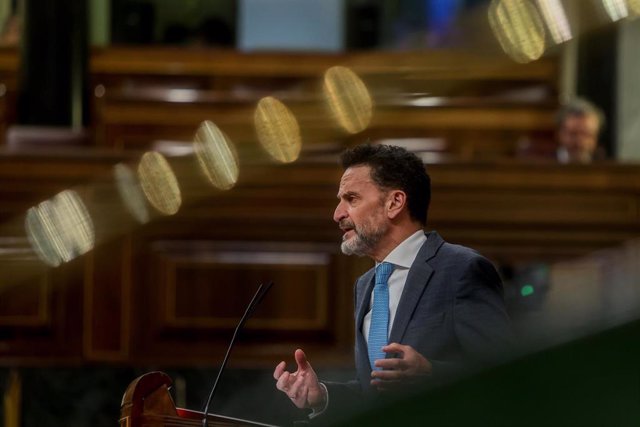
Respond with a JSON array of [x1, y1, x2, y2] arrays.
[[354, 268, 376, 381], [355, 268, 376, 333], [388, 231, 444, 344]]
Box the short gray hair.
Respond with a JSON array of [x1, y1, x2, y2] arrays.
[[556, 98, 605, 133]]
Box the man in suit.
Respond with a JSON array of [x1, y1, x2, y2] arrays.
[[273, 144, 511, 420]]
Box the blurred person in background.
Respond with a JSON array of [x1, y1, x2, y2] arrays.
[[556, 98, 606, 163]]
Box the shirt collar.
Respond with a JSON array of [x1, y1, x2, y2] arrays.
[[381, 230, 427, 269]]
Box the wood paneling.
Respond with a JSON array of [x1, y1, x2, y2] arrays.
[[89, 48, 558, 159], [3, 47, 623, 370], [0, 47, 559, 156], [0, 250, 50, 327], [0, 153, 123, 364], [0, 255, 84, 363], [158, 245, 330, 330], [2, 150, 640, 367], [112, 240, 352, 367], [83, 237, 131, 361]]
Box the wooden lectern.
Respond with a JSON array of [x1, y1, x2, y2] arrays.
[[120, 371, 278, 427]]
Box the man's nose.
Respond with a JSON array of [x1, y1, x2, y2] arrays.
[[333, 202, 346, 223]]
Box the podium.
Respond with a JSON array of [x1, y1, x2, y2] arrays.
[[120, 371, 278, 427]]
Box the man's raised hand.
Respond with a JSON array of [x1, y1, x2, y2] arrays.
[[274, 349, 326, 410]]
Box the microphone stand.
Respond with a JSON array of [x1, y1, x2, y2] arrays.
[[201, 281, 274, 427]]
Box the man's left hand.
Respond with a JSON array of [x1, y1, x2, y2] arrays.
[[370, 343, 432, 390]]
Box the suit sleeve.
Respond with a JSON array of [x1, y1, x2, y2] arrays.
[[314, 277, 367, 422], [453, 255, 513, 364]]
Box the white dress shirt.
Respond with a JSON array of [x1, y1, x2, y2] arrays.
[[362, 230, 427, 343]]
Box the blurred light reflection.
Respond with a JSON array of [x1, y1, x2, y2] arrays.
[[254, 96, 302, 163], [166, 88, 199, 103], [25, 190, 95, 267], [54, 190, 94, 257], [489, 0, 546, 63], [408, 96, 447, 107], [25, 205, 62, 267], [536, 0, 572, 43], [323, 66, 373, 134], [194, 120, 239, 190], [114, 163, 150, 224], [137, 151, 182, 215], [628, 0, 640, 17], [602, 0, 629, 21]]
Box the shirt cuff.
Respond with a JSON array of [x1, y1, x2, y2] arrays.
[[308, 382, 329, 419]]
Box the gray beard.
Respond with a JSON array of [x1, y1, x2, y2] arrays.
[[340, 224, 386, 257]]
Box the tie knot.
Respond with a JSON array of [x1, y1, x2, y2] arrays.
[[375, 262, 394, 286]]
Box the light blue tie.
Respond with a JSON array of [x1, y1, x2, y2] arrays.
[[368, 262, 394, 370]]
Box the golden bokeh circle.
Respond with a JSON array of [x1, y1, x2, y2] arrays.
[[323, 66, 373, 134], [137, 151, 182, 216], [25, 190, 95, 266], [254, 96, 302, 163], [114, 163, 150, 224], [194, 120, 239, 190], [489, 0, 546, 64]]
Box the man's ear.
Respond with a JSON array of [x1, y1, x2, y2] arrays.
[[386, 190, 407, 220]]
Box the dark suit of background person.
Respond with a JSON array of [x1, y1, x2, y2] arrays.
[[273, 144, 512, 424]]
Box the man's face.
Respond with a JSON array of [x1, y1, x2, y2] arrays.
[[333, 165, 389, 257], [558, 114, 600, 162]]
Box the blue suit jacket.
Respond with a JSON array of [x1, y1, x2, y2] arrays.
[[324, 231, 511, 416]]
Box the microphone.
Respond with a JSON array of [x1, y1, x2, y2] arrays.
[[201, 281, 274, 427]]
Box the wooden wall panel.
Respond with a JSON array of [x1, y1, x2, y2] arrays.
[[0, 248, 84, 363], [161, 249, 330, 331], [0, 260, 50, 328], [123, 240, 353, 367], [83, 237, 131, 362], [0, 153, 127, 364]]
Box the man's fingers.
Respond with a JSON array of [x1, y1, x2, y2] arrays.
[[273, 361, 286, 380], [287, 370, 306, 397], [275, 370, 291, 392], [374, 357, 409, 371], [292, 383, 309, 408], [294, 348, 310, 371], [371, 369, 404, 381], [274, 349, 319, 409], [374, 358, 398, 370], [383, 342, 407, 355]]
